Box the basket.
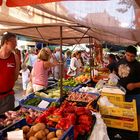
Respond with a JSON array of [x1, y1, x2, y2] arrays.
[[98, 99, 138, 131], [19, 94, 57, 111], [101, 92, 125, 102], [0, 119, 74, 140]]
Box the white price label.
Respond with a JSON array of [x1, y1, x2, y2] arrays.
[[7, 130, 23, 140], [38, 100, 50, 108]]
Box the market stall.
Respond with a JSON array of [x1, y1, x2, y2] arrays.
[[0, 1, 140, 140]]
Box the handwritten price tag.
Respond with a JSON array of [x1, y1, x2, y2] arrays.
[[7, 130, 23, 140], [38, 100, 50, 108]]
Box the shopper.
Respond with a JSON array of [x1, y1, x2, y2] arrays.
[[67, 51, 82, 76], [53, 47, 65, 80], [20, 64, 30, 95], [24, 48, 37, 72], [65, 50, 71, 69], [116, 45, 140, 112], [0, 32, 20, 114], [31, 48, 58, 92]]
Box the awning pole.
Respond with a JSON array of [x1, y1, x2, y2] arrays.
[[89, 37, 93, 80], [60, 26, 63, 98]]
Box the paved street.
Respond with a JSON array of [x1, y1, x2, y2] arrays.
[[13, 76, 24, 107]]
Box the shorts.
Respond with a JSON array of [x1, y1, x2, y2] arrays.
[[0, 94, 15, 114], [33, 84, 46, 92], [22, 81, 28, 90]]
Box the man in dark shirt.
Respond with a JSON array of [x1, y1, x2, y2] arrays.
[[116, 45, 140, 115]]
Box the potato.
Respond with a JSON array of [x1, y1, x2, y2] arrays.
[[50, 137, 59, 140], [47, 132, 55, 139], [15, 128, 20, 131], [26, 129, 36, 139], [29, 136, 38, 140], [22, 125, 30, 134], [32, 123, 46, 132], [34, 130, 46, 139], [44, 129, 50, 135], [23, 133, 26, 139], [56, 130, 64, 138], [42, 137, 47, 140]]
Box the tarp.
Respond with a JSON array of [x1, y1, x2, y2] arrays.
[[5, 0, 108, 7], [0, 0, 140, 45]]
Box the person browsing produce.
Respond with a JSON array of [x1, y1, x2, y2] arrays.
[[31, 48, 58, 92], [0, 33, 20, 114]]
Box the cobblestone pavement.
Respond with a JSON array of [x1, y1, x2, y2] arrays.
[[13, 76, 23, 107]]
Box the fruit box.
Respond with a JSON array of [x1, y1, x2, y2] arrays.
[[101, 92, 125, 102], [19, 93, 58, 111], [0, 119, 74, 140], [98, 99, 138, 131]]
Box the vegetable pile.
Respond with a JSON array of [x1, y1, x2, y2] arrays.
[[35, 101, 95, 140], [0, 108, 41, 129], [7, 123, 65, 140]]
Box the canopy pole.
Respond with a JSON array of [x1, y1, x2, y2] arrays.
[[89, 37, 93, 80], [60, 26, 63, 98], [71, 27, 90, 52], [35, 27, 46, 42]]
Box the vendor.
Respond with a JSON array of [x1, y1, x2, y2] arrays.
[[0, 33, 20, 114], [115, 45, 140, 114]]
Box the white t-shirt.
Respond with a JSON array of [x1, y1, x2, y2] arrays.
[[28, 54, 37, 67], [70, 57, 80, 70], [21, 69, 30, 83]]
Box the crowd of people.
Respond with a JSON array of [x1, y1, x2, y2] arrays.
[[19, 44, 90, 95]]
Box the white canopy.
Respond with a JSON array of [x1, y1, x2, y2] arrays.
[[0, 0, 140, 45]]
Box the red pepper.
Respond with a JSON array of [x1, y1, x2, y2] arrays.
[[74, 128, 79, 140], [56, 118, 71, 130], [26, 116, 33, 124], [78, 114, 93, 125], [53, 108, 63, 116], [47, 120, 56, 127], [64, 106, 75, 113], [75, 107, 86, 116], [35, 114, 46, 123], [66, 113, 76, 125], [75, 124, 86, 135], [47, 106, 57, 114]]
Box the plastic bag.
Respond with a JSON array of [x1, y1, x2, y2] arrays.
[[95, 80, 106, 90], [88, 113, 110, 140], [108, 73, 119, 86]]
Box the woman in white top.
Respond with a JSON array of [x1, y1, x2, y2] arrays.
[[67, 51, 82, 76]]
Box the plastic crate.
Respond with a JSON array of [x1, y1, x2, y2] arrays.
[[0, 119, 74, 140], [19, 93, 57, 111], [101, 92, 125, 102], [72, 84, 83, 92], [98, 99, 138, 131], [0, 119, 26, 139]]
